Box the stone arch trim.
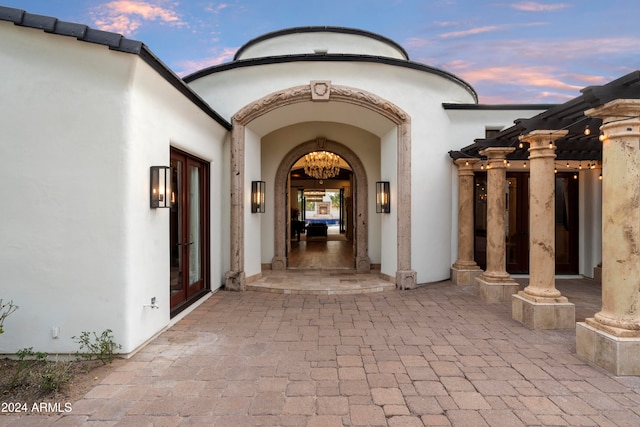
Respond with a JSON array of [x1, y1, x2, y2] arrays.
[[234, 84, 409, 126], [272, 140, 370, 272], [225, 83, 416, 291]]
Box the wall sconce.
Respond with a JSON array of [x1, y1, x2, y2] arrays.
[[376, 181, 390, 213], [251, 181, 266, 213], [150, 166, 172, 208]]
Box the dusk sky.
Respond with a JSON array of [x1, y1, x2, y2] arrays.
[[3, 1, 639, 103]]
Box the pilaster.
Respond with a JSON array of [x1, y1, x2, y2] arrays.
[[451, 158, 482, 286], [578, 99, 640, 374], [475, 147, 519, 302], [512, 130, 574, 329]]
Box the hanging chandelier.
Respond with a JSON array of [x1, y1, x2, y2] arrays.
[[303, 151, 341, 180]]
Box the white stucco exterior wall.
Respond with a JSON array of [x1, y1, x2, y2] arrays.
[[189, 60, 476, 284], [260, 123, 382, 265], [0, 22, 228, 354], [579, 170, 602, 278], [380, 128, 397, 277], [236, 31, 407, 60], [245, 127, 262, 279]]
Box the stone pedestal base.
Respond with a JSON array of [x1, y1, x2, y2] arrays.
[[224, 270, 246, 291], [512, 293, 575, 329], [593, 265, 602, 284], [476, 277, 519, 303], [396, 270, 417, 290], [271, 257, 286, 271], [577, 321, 640, 375], [451, 267, 482, 286]]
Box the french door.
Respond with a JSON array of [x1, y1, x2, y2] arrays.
[[474, 171, 578, 274], [170, 149, 209, 315]]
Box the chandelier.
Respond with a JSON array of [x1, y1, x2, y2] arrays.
[[303, 151, 341, 180]]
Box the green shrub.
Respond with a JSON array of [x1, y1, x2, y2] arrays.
[[73, 329, 122, 364], [33, 359, 73, 394]]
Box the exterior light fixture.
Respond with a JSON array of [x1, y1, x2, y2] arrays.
[[584, 125, 591, 136], [376, 181, 390, 214], [251, 181, 265, 213], [599, 131, 606, 142], [150, 166, 172, 208]]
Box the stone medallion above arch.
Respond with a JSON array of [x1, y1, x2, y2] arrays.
[[225, 82, 416, 291], [272, 139, 370, 272]]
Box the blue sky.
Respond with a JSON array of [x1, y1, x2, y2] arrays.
[[3, 1, 639, 103]]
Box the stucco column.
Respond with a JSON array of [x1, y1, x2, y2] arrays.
[[577, 99, 640, 375], [475, 147, 518, 302], [224, 121, 246, 291], [512, 130, 574, 329], [451, 158, 482, 286]]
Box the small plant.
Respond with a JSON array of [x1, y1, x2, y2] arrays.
[[0, 299, 18, 334], [33, 359, 73, 394], [11, 347, 48, 387], [73, 329, 122, 365]]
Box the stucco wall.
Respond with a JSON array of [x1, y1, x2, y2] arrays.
[[190, 61, 477, 283], [236, 31, 407, 60], [0, 22, 228, 354], [260, 123, 381, 267]]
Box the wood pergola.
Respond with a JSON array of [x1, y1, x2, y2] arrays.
[[450, 70, 640, 162], [448, 70, 640, 376]]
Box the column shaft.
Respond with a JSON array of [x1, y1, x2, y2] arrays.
[[452, 159, 480, 270], [522, 131, 567, 302], [478, 148, 514, 282], [586, 100, 640, 335]]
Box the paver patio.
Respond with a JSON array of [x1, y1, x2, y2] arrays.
[[3, 277, 640, 426]]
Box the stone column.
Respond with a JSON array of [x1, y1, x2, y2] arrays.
[[224, 121, 246, 291], [451, 158, 482, 286], [578, 99, 640, 375], [512, 130, 575, 329], [396, 121, 417, 289], [475, 147, 519, 302]]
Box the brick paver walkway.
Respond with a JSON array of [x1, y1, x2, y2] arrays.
[[4, 279, 640, 426]]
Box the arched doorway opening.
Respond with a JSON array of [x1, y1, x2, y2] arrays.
[[272, 139, 369, 272], [226, 82, 416, 291], [289, 148, 354, 269]]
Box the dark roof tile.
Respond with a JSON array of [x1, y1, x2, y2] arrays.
[[22, 12, 56, 32], [53, 20, 87, 38], [0, 6, 24, 23], [83, 28, 123, 48]]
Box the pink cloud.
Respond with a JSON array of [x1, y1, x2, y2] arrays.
[[205, 3, 231, 14], [440, 25, 506, 38], [511, 2, 570, 12], [457, 65, 586, 92], [92, 1, 183, 36], [439, 22, 546, 38]]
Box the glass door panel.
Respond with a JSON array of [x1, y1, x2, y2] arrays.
[[170, 150, 208, 315], [555, 173, 579, 273]]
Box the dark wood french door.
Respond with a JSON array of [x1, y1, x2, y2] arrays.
[[170, 149, 209, 316], [474, 171, 578, 274], [505, 173, 529, 273]]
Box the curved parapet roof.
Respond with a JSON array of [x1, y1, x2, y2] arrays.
[[234, 26, 409, 61]]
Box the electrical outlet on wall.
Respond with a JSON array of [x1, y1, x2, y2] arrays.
[[52, 326, 60, 339]]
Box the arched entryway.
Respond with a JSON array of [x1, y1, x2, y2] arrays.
[[225, 82, 416, 290], [273, 139, 369, 271]]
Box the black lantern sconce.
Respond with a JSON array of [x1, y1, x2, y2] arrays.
[[376, 181, 390, 213], [150, 166, 172, 208], [251, 181, 266, 213]]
